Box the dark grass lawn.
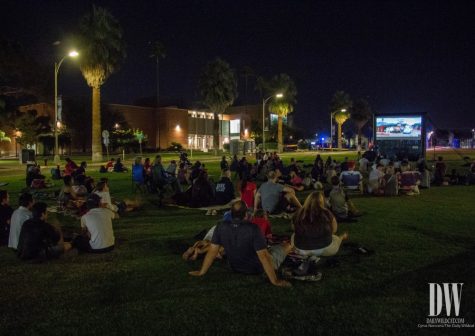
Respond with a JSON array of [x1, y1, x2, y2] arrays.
[[0, 153, 474, 335]]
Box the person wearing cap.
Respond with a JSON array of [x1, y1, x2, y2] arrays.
[[72, 193, 116, 253], [254, 169, 302, 214]]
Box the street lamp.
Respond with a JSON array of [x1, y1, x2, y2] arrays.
[[54, 50, 79, 164], [262, 93, 283, 152], [330, 108, 346, 149]]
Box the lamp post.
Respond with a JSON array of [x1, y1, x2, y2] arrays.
[[262, 93, 283, 152], [330, 108, 346, 149], [54, 50, 78, 164]]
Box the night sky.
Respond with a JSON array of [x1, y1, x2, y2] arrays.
[[3, 0, 475, 133]]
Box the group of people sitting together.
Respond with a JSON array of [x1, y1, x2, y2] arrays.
[[183, 150, 475, 285], [0, 190, 117, 261], [5, 150, 474, 285]]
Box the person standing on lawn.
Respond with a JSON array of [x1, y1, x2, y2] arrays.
[[189, 200, 292, 287]]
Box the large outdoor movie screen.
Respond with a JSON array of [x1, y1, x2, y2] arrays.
[[375, 116, 422, 140]]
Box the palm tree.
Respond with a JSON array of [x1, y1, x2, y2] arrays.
[[330, 91, 352, 149], [266, 74, 297, 152], [77, 5, 126, 162], [149, 41, 166, 108], [198, 58, 237, 151], [350, 98, 372, 151]]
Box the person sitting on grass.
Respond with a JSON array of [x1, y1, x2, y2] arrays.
[[182, 225, 225, 261], [58, 175, 83, 209], [329, 176, 362, 222], [288, 170, 305, 191], [72, 194, 116, 253], [132, 157, 145, 186], [189, 200, 292, 287], [94, 180, 140, 215], [399, 164, 421, 196], [105, 158, 115, 172], [113, 158, 128, 173], [293, 191, 348, 258], [339, 161, 363, 192], [8, 193, 34, 250], [240, 175, 257, 209], [254, 170, 302, 214], [190, 170, 215, 208], [166, 160, 178, 176], [0, 190, 13, 246], [64, 157, 78, 176], [152, 155, 181, 194], [17, 202, 71, 260], [433, 156, 447, 186], [73, 161, 87, 178], [368, 163, 385, 195], [214, 169, 235, 205], [251, 209, 272, 239]]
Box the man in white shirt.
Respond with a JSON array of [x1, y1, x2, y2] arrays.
[[8, 193, 34, 249], [73, 194, 116, 253], [358, 156, 369, 174], [368, 164, 385, 194]]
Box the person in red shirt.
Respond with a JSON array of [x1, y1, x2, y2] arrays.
[[289, 170, 304, 191], [251, 209, 272, 238], [240, 177, 257, 208], [64, 158, 79, 176]]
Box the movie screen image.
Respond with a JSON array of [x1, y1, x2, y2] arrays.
[[375, 116, 422, 139]]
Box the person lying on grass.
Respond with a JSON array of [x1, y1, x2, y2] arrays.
[[17, 202, 72, 260], [189, 200, 292, 287], [292, 191, 348, 258]]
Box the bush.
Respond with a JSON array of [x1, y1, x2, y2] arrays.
[[167, 142, 183, 152]]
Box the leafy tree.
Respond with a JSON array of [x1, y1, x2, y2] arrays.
[[77, 5, 126, 161], [0, 130, 11, 143], [330, 91, 352, 149], [265, 74, 297, 152], [350, 98, 372, 150], [198, 58, 238, 150], [0, 39, 50, 100]]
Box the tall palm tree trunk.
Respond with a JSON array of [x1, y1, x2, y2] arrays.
[[91, 86, 103, 162], [337, 123, 343, 149], [213, 112, 219, 152], [357, 127, 362, 151], [278, 116, 283, 153]]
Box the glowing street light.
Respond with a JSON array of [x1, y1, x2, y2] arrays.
[[54, 50, 79, 164], [262, 93, 283, 151]]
